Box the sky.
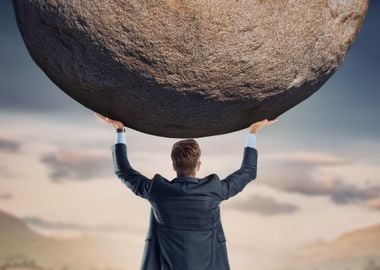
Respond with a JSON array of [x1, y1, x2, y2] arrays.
[[0, 0, 379, 269]]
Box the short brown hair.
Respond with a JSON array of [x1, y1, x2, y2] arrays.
[[171, 139, 201, 176]]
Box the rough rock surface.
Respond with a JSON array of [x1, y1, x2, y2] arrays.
[[12, 0, 368, 138]]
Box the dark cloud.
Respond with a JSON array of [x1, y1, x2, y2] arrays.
[[40, 148, 112, 181], [262, 153, 380, 206], [330, 181, 380, 205], [0, 192, 13, 200], [0, 1, 85, 115], [280, 176, 380, 205], [0, 138, 21, 153], [22, 216, 131, 233], [228, 194, 299, 216]]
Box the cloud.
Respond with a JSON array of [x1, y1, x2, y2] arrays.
[[0, 138, 21, 153], [0, 164, 18, 179], [40, 148, 112, 181], [0, 192, 12, 200], [268, 176, 380, 204], [265, 151, 354, 167], [23, 216, 85, 230], [227, 194, 299, 216], [22, 216, 132, 233], [261, 151, 380, 206], [330, 180, 380, 204]]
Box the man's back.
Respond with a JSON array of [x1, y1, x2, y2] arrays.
[[111, 141, 258, 270], [150, 175, 222, 231], [148, 174, 225, 270]]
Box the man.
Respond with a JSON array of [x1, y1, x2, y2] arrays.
[[96, 113, 278, 270]]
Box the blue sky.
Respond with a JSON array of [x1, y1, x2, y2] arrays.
[[0, 1, 379, 269]]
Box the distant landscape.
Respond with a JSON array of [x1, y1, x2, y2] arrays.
[[0, 209, 129, 270], [1, 208, 380, 270]]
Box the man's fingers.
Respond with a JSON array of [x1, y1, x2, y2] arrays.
[[267, 118, 279, 125], [270, 118, 279, 123], [266, 120, 277, 125], [95, 113, 107, 120], [95, 113, 114, 124], [95, 113, 106, 121]]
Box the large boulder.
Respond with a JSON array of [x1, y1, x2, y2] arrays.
[[12, 0, 368, 138]]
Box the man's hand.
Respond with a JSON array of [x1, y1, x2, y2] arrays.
[[249, 118, 279, 134], [95, 113, 125, 129]]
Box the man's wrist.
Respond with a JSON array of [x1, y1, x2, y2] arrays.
[[246, 132, 257, 148], [115, 128, 126, 144]]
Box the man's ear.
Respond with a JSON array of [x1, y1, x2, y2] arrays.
[[197, 160, 201, 171]]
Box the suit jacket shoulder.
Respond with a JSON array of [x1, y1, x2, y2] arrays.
[[147, 173, 222, 200]]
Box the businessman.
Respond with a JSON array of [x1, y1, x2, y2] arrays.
[[96, 113, 278, 270]]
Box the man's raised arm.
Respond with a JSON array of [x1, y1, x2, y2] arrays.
[[219, 133, 258, 200], [218, 118, 278, 201], [111, 128, 153, 199], [95, 113, 153, 199]]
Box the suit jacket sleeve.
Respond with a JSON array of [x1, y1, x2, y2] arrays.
[[219, 146, 258, 200], [111, 143, 153, 199]]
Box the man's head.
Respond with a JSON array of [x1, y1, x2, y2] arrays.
[[171, 139, 201, 177]]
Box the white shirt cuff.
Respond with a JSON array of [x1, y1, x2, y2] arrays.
[[114, 131, 126, 144], [245, 133, 257, 149]]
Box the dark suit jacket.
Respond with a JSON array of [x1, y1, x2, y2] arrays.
[[111, 143, 258, 270]]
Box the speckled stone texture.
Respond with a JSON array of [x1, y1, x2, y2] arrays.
[[12, 0, 368, 138]]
